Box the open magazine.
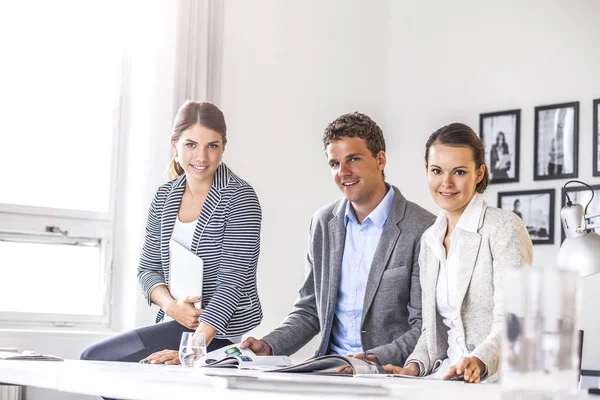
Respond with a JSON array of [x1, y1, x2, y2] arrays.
[[269, 354, 384, 376], [202, 344, 292, 371]]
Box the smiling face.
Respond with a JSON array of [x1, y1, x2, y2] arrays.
[[426, 144, 485, 218], [172, 123, 225, 184], [326, 136, 386, 211]]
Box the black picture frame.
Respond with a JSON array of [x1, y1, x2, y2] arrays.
[[560, 184, 600, 243], [594, 99, 600, 177], [534, 101, 579, 181], [497, 189, 555, 245], [479, 109, 520, 184]]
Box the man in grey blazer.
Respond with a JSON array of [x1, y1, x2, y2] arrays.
[[242, 113, 435, 366]]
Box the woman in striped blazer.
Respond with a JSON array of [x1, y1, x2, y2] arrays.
[[81, 101, 263, 365]]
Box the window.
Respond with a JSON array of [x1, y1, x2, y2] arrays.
[[0, 1, 124, 328]]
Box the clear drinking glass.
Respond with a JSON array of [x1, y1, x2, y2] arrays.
[[502, 265, 580, 399], [179, 332, 206, 367]]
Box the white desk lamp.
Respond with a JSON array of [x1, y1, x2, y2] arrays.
[[556, 180, 600, 392], [557, 181, 600, 277]]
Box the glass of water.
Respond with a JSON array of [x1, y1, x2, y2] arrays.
[[502, 265, 580, 398], [179, 332, 206, 367]]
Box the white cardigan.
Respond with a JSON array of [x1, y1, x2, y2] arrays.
[[406, 200, 533, 382]]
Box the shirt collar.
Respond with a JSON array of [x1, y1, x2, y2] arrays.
[[425, 193, 484, 244], [344, 185, 394, 229], [455, 193, 484, 233]]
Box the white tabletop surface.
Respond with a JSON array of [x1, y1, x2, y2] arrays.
[[0, 359, 595, 400]]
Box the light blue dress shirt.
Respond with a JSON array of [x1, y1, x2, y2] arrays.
[[329, 186, 394, 355]]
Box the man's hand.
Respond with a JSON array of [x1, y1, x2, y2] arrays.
[[141, 350, 180, 365], [443, 356, 485, 383], [383, 362, 420, 376], [164, 296, 203, 330], [240, 337, 273, 355], [348, 352, 380, 365]]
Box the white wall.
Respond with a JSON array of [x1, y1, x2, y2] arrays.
[[383, 0, 600, 368], [219, 0, 389, 360], [2, 2, 599, 398], [220, 0, 600, 365]]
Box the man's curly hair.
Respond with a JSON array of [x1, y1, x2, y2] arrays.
[[322, 112, 386, 157]]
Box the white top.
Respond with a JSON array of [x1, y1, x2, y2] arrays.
[[163, 217, 199, 323], [167, 216, 242, 343], [424, 193, 484, 377], [171, 216, 198, 251]]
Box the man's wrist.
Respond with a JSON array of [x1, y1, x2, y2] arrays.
[[263, 340, 274, 355], [363, 351, 380, 364]]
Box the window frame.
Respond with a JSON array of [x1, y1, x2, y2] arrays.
[[0, 53, 125, 330]]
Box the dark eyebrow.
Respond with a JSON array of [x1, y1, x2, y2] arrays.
[[429, 165, 469, 170], [345, 152, 362, 160], [208, 141, 220, 146], [183, 139, 198, 144]]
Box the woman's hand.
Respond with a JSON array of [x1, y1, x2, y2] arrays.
[[141, 350, 180, 365], [383, 362, 420, 376], [443, 356, 485, 383], [164, 296, 203, 329]]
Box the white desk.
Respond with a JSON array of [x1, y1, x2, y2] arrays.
[[0, 360, 594, 399]]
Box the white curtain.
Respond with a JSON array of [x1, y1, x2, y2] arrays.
[[113, 0, 225, 331], [174, 0, 225, 109]]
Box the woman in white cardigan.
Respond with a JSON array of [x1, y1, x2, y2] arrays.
[[384, 123, 532, 383]]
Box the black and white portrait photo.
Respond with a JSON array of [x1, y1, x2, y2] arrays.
[[479, 109, 520, 184], [594, 99, 600, 177], [534, 102, 579, 181], [561, 184, 600, 242], [498, 189, 555, 245]]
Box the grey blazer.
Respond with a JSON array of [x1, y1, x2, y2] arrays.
[[406, 202, 533, 381], [262, 186, 435, 366]]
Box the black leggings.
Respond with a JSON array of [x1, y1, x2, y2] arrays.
[[81, 321, 233, 399], [80, 320, 233, 363]]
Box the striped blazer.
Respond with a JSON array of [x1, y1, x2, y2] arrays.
[[137, 163, 263, 338]]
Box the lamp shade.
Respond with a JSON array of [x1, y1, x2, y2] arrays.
[[557, 231, 600, 277]]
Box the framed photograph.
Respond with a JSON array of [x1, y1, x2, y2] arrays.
[[560, 184, 600, 242], [498, 189, 555, 245], [479, 109, 520, 184], [594, 99, 600, 177], [534, 102, 579, 181]]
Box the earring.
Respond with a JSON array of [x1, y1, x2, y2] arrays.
[[175, 155, 179, 163]]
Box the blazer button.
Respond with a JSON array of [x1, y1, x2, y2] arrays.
[[466, 343, 475, 351]]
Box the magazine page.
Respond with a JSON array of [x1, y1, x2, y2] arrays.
[[202, 343, 255, 366], [355, 373, 437, 380], [202, 344, 291, 370], [205, 354, 291, 370], [344, 357, 384, 374], [268, 355, 383, 375]]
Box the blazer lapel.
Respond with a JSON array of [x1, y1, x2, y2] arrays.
[[424, 247, 441, 353], [324, 200, 346, 339], [454, 211, 484, 307], [190, 163, 230, 253], [160, 174, 186, 284], [361, 187, 404, 323]]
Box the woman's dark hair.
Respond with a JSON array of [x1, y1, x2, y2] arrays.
[[495, 131, 509, 154], [168, 101, 227, 180], [424, 123, 489, 194]]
